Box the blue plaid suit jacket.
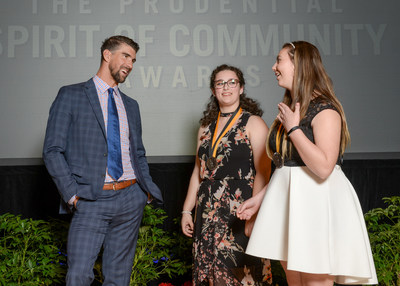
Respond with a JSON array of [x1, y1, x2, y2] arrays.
[[43, 78, 162, 211]]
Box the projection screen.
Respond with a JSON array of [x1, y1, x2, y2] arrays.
[[0, 0, 399, 163]]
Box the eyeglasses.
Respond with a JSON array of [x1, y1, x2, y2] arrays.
[[214, 79, 239, 89]]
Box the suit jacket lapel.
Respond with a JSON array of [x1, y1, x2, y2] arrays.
[[84, 79, 107, 139]]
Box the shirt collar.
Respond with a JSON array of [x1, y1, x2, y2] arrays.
[[93, 75, 118, 95]]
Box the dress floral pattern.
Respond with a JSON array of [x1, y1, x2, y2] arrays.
[[193, 111, 273, 286]]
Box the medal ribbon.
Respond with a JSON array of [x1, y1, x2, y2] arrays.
[[275, 123, 284, 154], [209, 107, 242, 159]]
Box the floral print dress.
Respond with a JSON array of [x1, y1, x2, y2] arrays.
[[193, 111, 273, 286]]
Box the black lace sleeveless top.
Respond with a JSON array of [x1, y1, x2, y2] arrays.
[[268, 97, 341, 166]]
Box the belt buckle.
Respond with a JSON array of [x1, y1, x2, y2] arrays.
[[113, 181, 117, 191]]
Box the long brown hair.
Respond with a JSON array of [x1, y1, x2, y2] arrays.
[[200, 64, 263, 127], [267, 41, 350, 158]]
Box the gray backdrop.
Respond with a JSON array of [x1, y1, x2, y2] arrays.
[[1, 0, 399, 161]]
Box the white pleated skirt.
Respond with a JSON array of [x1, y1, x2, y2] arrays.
[[246, 166, 378, 285]]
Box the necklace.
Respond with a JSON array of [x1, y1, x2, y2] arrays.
[[206, 106, 242, 170], [220, 111, 235, 117]]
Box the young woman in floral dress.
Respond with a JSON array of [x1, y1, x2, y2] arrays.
[[181, 64, 273, 286]]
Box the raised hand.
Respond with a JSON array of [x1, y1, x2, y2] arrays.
[[277, 102, 300, 132]]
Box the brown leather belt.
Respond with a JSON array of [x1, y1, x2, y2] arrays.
[[103, 179, 137, 191]]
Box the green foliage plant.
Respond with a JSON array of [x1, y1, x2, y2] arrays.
[[129, 204, 192, 285], [364, 196, 400, 286], [0, 206, 192, 286], [0, 213, 67, 286]]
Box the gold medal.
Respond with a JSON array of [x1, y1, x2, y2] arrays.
[[272, 152, 283, 168], [206, 157, 218, 170]]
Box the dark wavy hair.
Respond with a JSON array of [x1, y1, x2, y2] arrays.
[[199, 64, 263, 127]]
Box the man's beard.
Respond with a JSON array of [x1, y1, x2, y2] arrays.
[[110, 65, 128, 83]]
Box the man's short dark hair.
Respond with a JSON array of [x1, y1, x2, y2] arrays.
[[100, 35, 140, 61]]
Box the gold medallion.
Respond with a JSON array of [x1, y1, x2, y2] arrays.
[[206, 156, 218, 170], [272, 152, 283, 168]]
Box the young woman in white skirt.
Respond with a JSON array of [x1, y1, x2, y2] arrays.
[[237, 41, 377, 286]]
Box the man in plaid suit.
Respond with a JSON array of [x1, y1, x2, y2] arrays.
[[43, 35, 163, 286]]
